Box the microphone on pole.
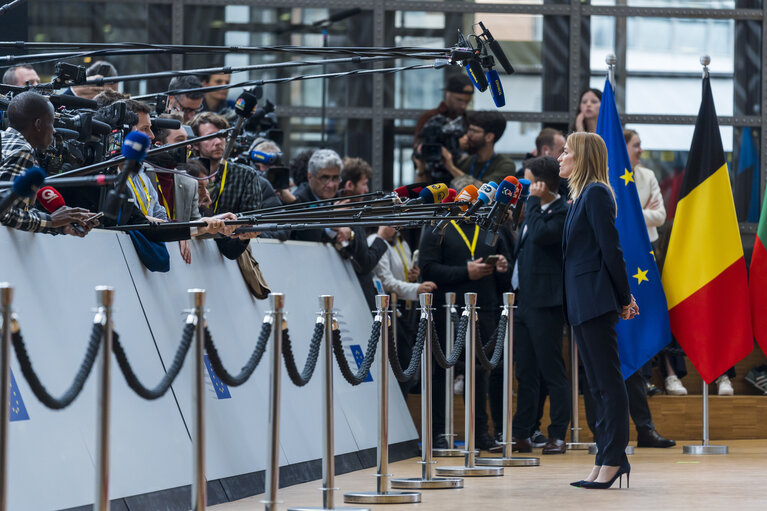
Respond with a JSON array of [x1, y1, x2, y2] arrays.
[[418, 183, 449, 204], [433, 185, 478, 235], [510, 178, 531, 231], [484, 176, 522, 246], [441, 188, 457, 204], [478, 22, 515, 75], [463, 181, 497, 218], [103, 131, 151, 220], [486, 69, 505, 107], [0, 166, 46, 218]]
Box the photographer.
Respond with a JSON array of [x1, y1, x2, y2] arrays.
[[0, 91, 95, 235], [2, 65, 40, 87], [414, 75, 474, 144], [441, 110, 516, 190], [62, 60, 119, 100]]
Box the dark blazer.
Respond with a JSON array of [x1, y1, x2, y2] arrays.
[[562, 182, 631, 326], [290, 182, 332, 243], [515, 195, 568, 308]]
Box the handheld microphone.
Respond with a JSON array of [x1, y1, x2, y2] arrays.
[[484, 176, 522, 246], [0, 166, 46, 218], [442, 188, 457, 204], [486, 69, 505, 107], [36, 185, 85, 235], [464, 181, 497, 218], [104, 131, 151, 220], [419, 183, 449, 204], [433, 185, 478, 235], [465, 58, 489, 92], [511, 178, 531, 231], [479, 22, 515, 75]]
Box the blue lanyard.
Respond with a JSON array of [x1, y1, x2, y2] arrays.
[[470, 154, 495, 180]]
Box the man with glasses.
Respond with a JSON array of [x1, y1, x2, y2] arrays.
[[441, 110, 516, 190], [167, 75, 205, 123]]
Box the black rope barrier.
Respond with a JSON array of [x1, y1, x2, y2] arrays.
[[430, 314, 467, 369], [11, 322, 103, 410], [282, 320, 324, 387], [475, 314, 507, 371], [387, 316, 427, 382], [204, 319, 272, 387], [111, 322, 195, 400], [331, 320, 380, 386]]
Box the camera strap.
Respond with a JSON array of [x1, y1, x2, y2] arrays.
[[154, 174, 174, 220], [127, 174, 151, 216], [450, 220, 479, 259]]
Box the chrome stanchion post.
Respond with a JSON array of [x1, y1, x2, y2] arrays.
[[189, 289, 207, 511], [0, 284, 13, 511], [344, 295, 421, 504], [94, 286, 114, 511], [683, 382, 728, 455], [433, 292, 462, 458], [392, 294, 463, 489], [291, 296, 369, 511], [436, 293, 503, 477], [477, 293, 539, 467], [567, 328, 592, 450], [264, 293, 284, 511]]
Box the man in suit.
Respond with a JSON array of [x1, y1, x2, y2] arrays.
[[506, 156, 570, 454]]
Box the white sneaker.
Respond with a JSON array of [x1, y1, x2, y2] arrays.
[[716, 375, 734, 396], [665, 375, 688, 395], [454, 374, 465, 395]]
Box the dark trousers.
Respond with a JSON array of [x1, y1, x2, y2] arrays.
[[584, 370, 654, 434], [432, 307, 494, 439], [504, 305, 570, 440], [574, 311, 629, 467]]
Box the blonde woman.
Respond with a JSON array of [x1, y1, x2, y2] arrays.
[[559, 132, 637, 489]]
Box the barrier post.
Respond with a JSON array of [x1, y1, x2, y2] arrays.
[[683, 383, 728, 455], [391, 294, 463, 490], [567, 328, 592, 450], [433, 292, 462, 458], [436, 293, 503, 477], [189, 289, 207, 511], [477, 293, 539, 467], [0, 284, 12, 511], [344, 295, 421, 504], [94, 286, 115, 511], [263, 293, 284, 511]]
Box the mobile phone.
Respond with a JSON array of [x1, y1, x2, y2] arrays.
[[265, 165, 290, 190], [87, 212, 104, 224], [484, 254, 500, 266]]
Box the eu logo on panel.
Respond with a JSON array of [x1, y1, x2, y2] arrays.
[[9, 370, 29, 422], [349, 345, 373, 383], [203, 355, 232, 399]]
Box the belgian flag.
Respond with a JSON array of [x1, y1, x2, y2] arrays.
[[661, 76, 753, 384], [750, 191, 767, 355]]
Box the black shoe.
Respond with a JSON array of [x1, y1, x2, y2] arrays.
[[432, 436, 449, 450], [636, 428, 676, 448], [646, 382, 661, 397], [531, 430, 548, 447], [476, 433, 502, 452], [581, 462, 630, 489]]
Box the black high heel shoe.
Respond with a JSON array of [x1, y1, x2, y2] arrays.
[[570, 480, 586, 487], [580, 462, 630, 489]]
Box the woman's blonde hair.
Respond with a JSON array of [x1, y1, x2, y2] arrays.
[[566, 132, 614, 201]]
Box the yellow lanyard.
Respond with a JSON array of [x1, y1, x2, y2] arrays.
[[127, 175, 151, 216], [154, 175, 174, 220], [213, 161, 228, 214], [394, 236, 411, 282], [450, 220, 479, 259]]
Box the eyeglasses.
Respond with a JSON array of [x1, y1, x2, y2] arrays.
[[315, 173, 340, 183]]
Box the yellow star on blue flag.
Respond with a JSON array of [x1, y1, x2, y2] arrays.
[[620, 168, 634, 185], [633, 267, 649, 284]]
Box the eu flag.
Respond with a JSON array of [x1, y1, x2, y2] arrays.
[[596, 77, 672, 378], [9, 370, 29, 422], [204, 355, 232, 399]]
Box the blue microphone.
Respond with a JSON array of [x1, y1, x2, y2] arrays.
[[484, 177, 522, 245], [463, 181, 498, 218], [0, 166, 46, 218], [104, 131, 152, 219], [518, 178, 531, 198], [249, 150, 282, 165], [465, 59, 489, 92], [512, 178, 532, 230], [486, 69, 505, 107]]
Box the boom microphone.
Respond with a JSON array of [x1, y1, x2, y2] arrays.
[[465, 58, 488, 92], [0, 166, 46, 218], [486, 69, 505, 107], [479, 22, 515, 75], [249, 150, 282, 165]]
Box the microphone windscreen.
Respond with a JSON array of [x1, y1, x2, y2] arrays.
[[91, 118, 113, 136], [493, 179, 518, 205], [518, 178, 531, 197], [151, 117, 182, 131], [466, 60, 488, 92], [12, 167, 46, 197], [122, 131, 151, 161], [477, 182, 497, 203], [504, 175, 520, 185], [54, 128, 79, 140], [488, 39, 515, 75], [49, 94, 98, 110], [486, 69, 505, 107], [442, 188, 458, 203], [36, 186, 66, 212], [455, 185, 479, 212], [419, 183, 448, 204], [250, 150, 279, 164], [234, 89, 259, 118]]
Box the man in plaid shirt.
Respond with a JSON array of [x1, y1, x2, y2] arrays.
[[1, 92, 95, 235]]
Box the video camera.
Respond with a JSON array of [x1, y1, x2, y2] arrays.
[[416, 114, 466, 183], [231, 98, 284, 158]]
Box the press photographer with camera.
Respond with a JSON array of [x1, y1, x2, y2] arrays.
[[440, 110, 516, 191], [166, 75, 205, 123], [414, 75, 474, 143], [0, 91, 96, 235]]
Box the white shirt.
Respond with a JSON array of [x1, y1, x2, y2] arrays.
[[634, 164, 666, 242], [368, 234, 421, 301]]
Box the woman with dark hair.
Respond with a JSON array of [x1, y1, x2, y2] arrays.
[[558, 132, 637, 489], [573, 88, 602, 133]]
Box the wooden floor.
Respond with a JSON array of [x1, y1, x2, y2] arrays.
[[210, 440, 767, 511]]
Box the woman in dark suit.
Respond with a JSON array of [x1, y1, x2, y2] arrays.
[[559, 132, 638, 489]]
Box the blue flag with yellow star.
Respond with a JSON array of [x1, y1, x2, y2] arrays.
[[596, 77, 672, 379]]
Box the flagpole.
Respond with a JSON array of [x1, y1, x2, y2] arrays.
[[606, 54, 616, 88]]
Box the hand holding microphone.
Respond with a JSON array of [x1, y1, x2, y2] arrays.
[[35, 185, 99, 236]]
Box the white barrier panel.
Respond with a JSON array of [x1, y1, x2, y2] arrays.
[[0, 228, 417, 509]]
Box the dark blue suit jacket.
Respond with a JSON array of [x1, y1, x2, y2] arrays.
[[515, 195, 568, 308], [562, 182, 632, 326]]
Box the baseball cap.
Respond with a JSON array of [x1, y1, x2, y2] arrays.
[[445, 75, 474, 94]]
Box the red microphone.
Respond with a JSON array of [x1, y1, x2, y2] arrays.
[[441, 188, 457, 203], [36, 186, 86, 234]]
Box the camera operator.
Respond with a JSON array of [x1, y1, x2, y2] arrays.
[[441, 110, 516, 191], [0, 91, 95, 235], [61, 60, 118, 100], [201, 73, 234, 115], [414, 75, 474, 144], [167, 76, 205, 123], [2, 65, 40, 87]]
